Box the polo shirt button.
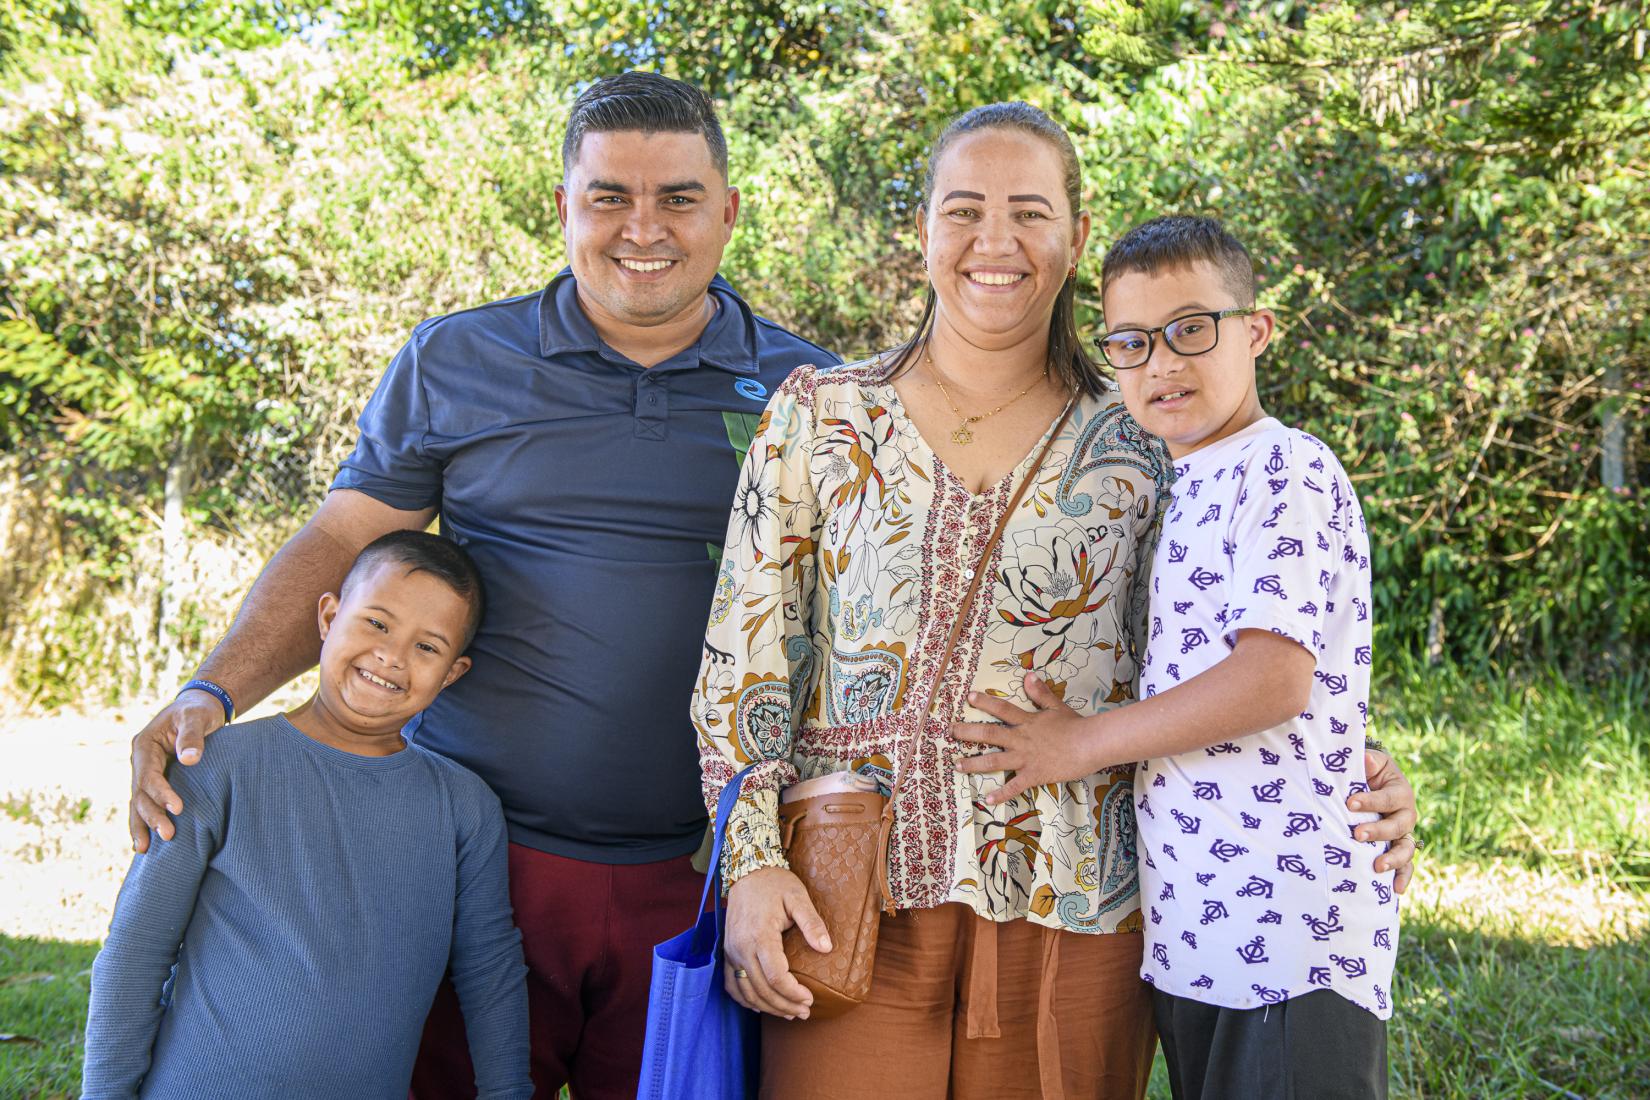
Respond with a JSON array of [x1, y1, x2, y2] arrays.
[[648, 395, 658, 405]]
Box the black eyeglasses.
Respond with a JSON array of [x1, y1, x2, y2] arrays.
[[1094, 308, 1254, 370]]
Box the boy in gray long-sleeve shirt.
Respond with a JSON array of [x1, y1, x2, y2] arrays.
[[85, 532, 531, 1099]]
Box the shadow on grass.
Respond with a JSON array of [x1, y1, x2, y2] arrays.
[[5, 918, 1648, 1100], [1390, 917, 1649, 1099]]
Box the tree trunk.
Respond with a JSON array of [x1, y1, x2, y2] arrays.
[[159, 444, 195, 685], [1601, 362, 1626, 493], [0, 458, 20, 635], [1426, 594, 1446, 666]]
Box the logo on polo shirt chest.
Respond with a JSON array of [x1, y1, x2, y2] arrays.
[[734, 378, 768, 402]]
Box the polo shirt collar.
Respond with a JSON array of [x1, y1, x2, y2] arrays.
[[538, 267, 761, 375]]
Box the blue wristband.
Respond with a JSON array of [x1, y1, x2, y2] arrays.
[[179, 679, 235, 724]]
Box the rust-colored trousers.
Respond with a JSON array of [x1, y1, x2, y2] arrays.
[[759, 904, 1156, 1100]]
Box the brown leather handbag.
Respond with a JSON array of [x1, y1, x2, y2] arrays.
[[777, 782, 888, 1018], [775, 400, 1076, 1018]]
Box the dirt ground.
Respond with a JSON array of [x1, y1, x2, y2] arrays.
[[0, 692, 303, 944]]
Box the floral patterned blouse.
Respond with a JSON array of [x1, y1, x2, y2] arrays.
[[693, 358, 1173, 932]]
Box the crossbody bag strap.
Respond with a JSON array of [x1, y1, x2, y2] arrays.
[[924, 397, 1077, 716], [874, 396, 1077, 911]]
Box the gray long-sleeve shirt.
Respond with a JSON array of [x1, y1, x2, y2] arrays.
[[83, 715, 531, 1099]]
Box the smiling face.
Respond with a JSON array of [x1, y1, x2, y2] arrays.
[[554, 129, 738, 331], [919, 128, 1090, 352], [313, 562, 474, 737], [1103, 261, 1275, 458]]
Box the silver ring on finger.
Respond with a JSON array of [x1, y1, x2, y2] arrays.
[[734, 967, 750, 979]]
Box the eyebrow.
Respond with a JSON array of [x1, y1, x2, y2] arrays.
[[1106, 303, 1220, 330], [1008, 193, 1053, 209], [940, 190, 986, 204], [584, 179, 707, 195]]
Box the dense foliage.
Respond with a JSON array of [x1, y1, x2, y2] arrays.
[[2, 0, 1646, 704]]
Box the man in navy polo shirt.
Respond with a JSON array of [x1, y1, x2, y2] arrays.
[[125, 72, 835, 1099]]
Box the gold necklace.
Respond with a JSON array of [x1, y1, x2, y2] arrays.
[[925, 348, 1046, 446]]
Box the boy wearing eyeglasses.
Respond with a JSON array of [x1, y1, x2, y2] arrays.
[[952, 215, 1397, 1097]]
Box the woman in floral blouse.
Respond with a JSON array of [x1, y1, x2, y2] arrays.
[[694, 102, 1163, 1098], [692, 103, 1417, 1097]]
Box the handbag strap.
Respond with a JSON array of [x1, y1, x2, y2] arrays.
[[924, 397, 1077, 718], [873, 395, 1078, 912]]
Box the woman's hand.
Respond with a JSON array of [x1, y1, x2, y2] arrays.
[[1349, 749, 1420, 894], [724, 866, 832, 1019]]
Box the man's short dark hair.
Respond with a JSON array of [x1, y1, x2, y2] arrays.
[[1101, 215, 1256, 309], [562, 71, 728, 179], [341, 531, 487, 650]]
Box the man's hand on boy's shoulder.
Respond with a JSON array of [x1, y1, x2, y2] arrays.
[[1349, 749, 1419, 894], [128, 690, 228, 853]]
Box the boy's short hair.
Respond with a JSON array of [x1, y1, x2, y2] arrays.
[[341, 531, 487, 649], [562, 71, 728, 179], [1101, 215, 1257, 309]]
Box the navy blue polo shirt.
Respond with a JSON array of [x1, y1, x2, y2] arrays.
[[332, 270, 838, 862]]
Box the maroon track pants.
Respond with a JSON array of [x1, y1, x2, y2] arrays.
[[410, 843, 703, 1100]]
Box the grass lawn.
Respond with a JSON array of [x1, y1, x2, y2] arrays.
[[0, 935, 97, 1099], [1391, 885, 1648, 1098], [2, 659, 1645, 1098]]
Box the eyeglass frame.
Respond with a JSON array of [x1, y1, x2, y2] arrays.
[[1093, 308, 1256, 370]]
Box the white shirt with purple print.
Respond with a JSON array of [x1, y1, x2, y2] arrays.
[[1135, 417, 1398, 1019]]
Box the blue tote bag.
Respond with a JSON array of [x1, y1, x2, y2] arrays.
[[636, 766, 758, 1100]]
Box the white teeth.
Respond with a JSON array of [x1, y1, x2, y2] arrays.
[[619, 259, 672, 272], [1156, 391, 1189, 403], [357, 668, 402, 691], [968, 272, 1025, 286]]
